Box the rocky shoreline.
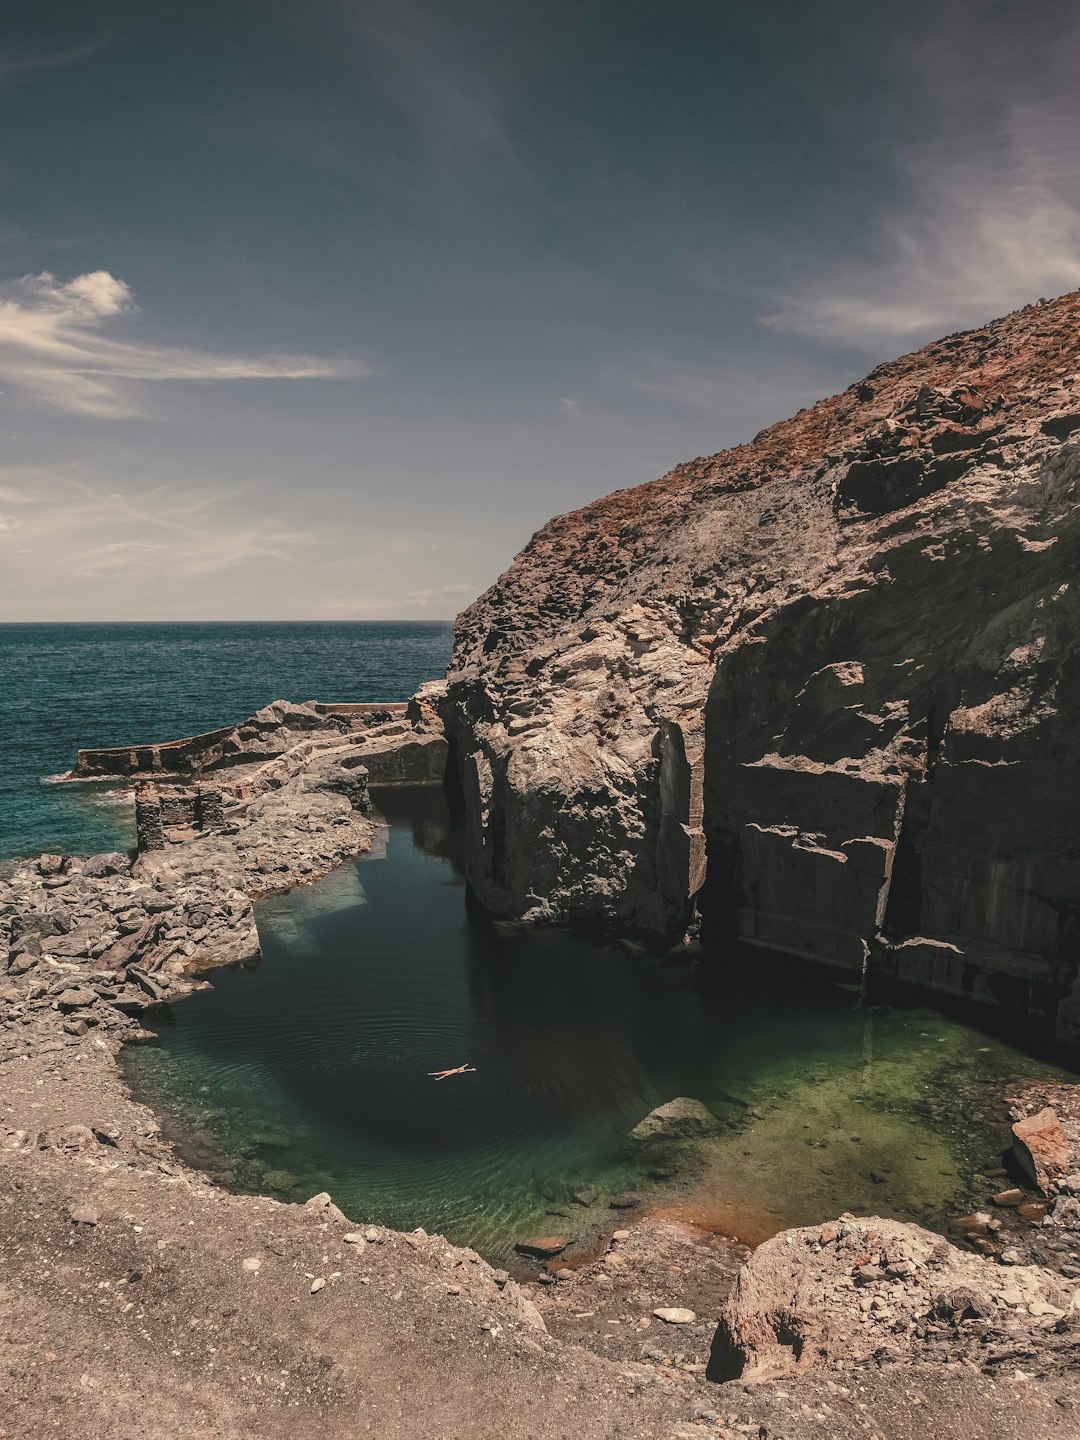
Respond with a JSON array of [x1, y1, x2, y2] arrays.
[[3, 703, 1080, 1437], [7, 292, 1080, 1436]]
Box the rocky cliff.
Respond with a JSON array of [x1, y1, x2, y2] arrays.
[[444, 291, 1080, 1042]]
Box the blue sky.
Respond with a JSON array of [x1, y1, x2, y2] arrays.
[[2, 0, 1079, 620]]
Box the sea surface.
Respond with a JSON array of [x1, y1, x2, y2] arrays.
[[0, 621, 453, 860]]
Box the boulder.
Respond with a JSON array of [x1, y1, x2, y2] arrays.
[[97, 920, 159, 971], [80, 852, 130, 878], [1012, 1107, 1070, 1193], [653, 1307, 697, 1324], [303, 1192, 347, 1223], [629, 1096, 721, 1149], [513, 1235, 569, 1259], [708, 1213, 1074, 1383], [54, 987, 98, 1012]]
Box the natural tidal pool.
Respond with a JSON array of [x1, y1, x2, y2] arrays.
[[124, 787, 1077, 1268]]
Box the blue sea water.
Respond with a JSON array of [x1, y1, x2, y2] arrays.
[[0, 621, 453, 860]]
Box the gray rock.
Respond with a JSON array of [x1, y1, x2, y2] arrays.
[[54, 987, 98, 1011], [81, 852, 130, 879], [441, 294, 1080, 1043], [629, 1097, 721, 1149]]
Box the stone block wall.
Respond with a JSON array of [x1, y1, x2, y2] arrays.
[[135, 784, 227, 853]]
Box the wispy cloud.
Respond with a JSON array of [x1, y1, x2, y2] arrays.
[[0, 465, 487, 620], [608, 353, 835, 417], [0, 467, 320, 584], [317, 581, 475, 618], [0, 40, 105, 87], [0, 271, 369, 418], [761, 15, 1080, 347], [340, 0, 522, 175]]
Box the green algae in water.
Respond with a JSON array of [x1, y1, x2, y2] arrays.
[[123, 787, 1077, 1267]]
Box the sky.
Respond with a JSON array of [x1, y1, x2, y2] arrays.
[[1, 0, 1079, 621]]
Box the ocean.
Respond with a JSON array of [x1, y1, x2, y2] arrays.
[[0, 621, 454, 861]]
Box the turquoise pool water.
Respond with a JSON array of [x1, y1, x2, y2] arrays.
[[124, 787, 1078, 1267]]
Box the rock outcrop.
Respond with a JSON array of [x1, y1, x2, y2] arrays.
[[709, 1213, 1080, 1383], [443, 291, 1080, 1041]]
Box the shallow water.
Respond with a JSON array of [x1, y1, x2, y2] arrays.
[[123, 787, 1078, 1267]]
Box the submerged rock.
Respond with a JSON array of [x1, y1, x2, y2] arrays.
[[513, 1235, 569, 1259], [629, 1096, 721, 1148]]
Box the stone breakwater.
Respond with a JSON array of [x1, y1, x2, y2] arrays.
[[69, 699, 409, 780], [1, 693, 449, 1052], [442, 290, 1080, 1043]]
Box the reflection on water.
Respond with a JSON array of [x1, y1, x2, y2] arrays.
[[124, 786, 1077, 1266]]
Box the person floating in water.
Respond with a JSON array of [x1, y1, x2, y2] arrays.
[[428, 1063, 476, 1080]]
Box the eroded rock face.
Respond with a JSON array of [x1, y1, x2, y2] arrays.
[[443, 292, 1080, 1038]]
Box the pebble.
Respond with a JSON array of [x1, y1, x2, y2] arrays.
[[343, 1233, 366, 1246], [653, 1307, 696, 1325], [242, 1257, 261, 1272], [69, 1204, 100, 1225], [310, 1277, 326, 1294]]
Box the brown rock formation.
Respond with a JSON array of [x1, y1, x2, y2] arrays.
[[708, 1213, 1079, 1383], [444, 291, 1080, 1040], [1013, 1107, 1071, 1194]]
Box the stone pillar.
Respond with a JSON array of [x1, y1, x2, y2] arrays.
[[197, 786, 225, 829], [135, 784, 165, 852]]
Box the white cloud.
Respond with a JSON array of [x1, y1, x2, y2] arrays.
[[0, 270, 368, 418], [0, 467, 321, 585], [761, 26, 1080, 348]]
